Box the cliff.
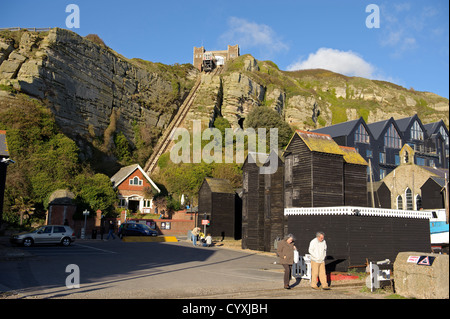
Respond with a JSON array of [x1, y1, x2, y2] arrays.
[[0, 28, 196, 171], [183, 54, 448, 135]]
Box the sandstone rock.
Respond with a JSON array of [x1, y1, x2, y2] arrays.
[[0, 28, 193, 155]]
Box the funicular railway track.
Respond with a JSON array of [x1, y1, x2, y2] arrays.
[[144, 67, 223, 175]]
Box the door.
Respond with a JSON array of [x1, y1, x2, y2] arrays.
[[51, 226, 68, 243], [34, 226, 53, 244], [128, 200, 140, 213]]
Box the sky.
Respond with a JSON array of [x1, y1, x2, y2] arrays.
[[1, 0, 449, 98]]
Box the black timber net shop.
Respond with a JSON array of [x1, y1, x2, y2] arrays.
[[285, 207, 432, 272]]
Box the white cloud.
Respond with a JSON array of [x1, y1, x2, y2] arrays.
[[219, 17, 289, 57], [287, 48, 376, 78]]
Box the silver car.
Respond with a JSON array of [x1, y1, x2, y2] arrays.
[[10, 225, 76, 247]]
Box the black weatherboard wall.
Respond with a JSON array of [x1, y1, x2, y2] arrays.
[[198, 178, 240, 239], [288, 212, 431, 272], [241, 152, 286, 252]]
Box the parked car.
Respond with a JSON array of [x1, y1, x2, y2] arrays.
[[118, 222, 158, 239], [10, 225, 76, 247]]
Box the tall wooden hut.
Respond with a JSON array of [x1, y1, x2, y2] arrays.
[[241, 153, 266, 250], [197, 178, 239, 239], [284, 130, 346, 208], [241, 152, 286, 252]]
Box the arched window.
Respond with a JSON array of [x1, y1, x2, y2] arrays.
[[405, 188, 413, 210], [415, 194, 422, 210], [396, 195, 403, 210]]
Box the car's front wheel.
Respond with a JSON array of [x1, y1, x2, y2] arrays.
[[61, 237, 71, 246], [23, 238, 33, 247]]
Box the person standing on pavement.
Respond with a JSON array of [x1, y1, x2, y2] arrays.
[[191, 227, 200, 247], [107, 220, 116, 240], [277, 233, 297, 289], [308, 232, 330, 290]]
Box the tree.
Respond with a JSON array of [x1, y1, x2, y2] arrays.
[[73, 173, 117, 214], [11, 196, 35, 225], [244, 106, 293, 149]]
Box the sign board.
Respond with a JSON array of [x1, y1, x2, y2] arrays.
[[407, 255, 436, 266], [407, 256, 420, 263], [417, 256, 435, 266], [201, 220, 210, 226]]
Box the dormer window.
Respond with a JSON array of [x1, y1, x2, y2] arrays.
[[355, 124, 370, 143], [129, 176, 143, 186], [384, 124, 402, 148], [410, 121, 423, 140]]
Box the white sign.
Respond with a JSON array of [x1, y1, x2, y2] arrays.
[[407, 256, 420, 263]]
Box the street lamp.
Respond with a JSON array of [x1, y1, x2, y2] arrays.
[[82, 209, 89, 239]]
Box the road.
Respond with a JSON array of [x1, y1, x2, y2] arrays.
[[0, 238, 383, 300]]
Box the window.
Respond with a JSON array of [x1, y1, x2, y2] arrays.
[[416, 157, 425, 166], [415, 195, 422, 210], [355, 124, 370, 143], [411, 121, 424, 140], [379, 152, 386, 164], [394, 154, 400, 166], [118, 199, 127, 207], [129, 176, 143, 186], [429, 159, 435, 167], [366, 149, 373, 158], [396, 195, 403, 210], [405, 188, 413, 210], [384, 124, 402, 149], [439, 126, 449, 146], [143, 199, 152, 208], [380, 169, 386, 179], [54, 226, 66, 233]]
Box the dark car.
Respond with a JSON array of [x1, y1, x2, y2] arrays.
[[118, 222, 158, 239]]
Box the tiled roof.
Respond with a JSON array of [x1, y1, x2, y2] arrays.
[[339, 146, 368, 166], [295, 130, 344, 156], [204, 178, 235, 194]]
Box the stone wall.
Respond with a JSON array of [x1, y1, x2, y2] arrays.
[[394, 251, 449, 299]]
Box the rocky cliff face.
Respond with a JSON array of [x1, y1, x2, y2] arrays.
[[0, 28, 196, 159], [181, 54, 448, 137]]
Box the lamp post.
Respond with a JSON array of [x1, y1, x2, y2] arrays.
[[82, 209, 89, 239]]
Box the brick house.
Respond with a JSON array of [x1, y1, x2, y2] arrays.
[[110, 164, 161, 214]]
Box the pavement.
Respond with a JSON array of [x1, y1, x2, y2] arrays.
[[0, 234, 386, 300]]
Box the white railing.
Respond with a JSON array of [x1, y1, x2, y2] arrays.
[[284, 206, 433, 219]]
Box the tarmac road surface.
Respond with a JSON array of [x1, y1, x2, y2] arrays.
[[0, 237, 384, 300]]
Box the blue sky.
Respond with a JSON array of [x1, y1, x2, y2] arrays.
[[1, 0, 449, 98]]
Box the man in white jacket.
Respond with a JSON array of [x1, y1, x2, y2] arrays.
[[308, 232, 330, 290]]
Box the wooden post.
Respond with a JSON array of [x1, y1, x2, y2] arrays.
[[369, 159, 375, 208]]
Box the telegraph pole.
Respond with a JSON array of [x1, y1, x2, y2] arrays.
[[445, 173, 449, 224]]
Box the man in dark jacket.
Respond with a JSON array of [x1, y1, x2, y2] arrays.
[[277, 233, 297, 289], [107, 220, 115, 240]]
